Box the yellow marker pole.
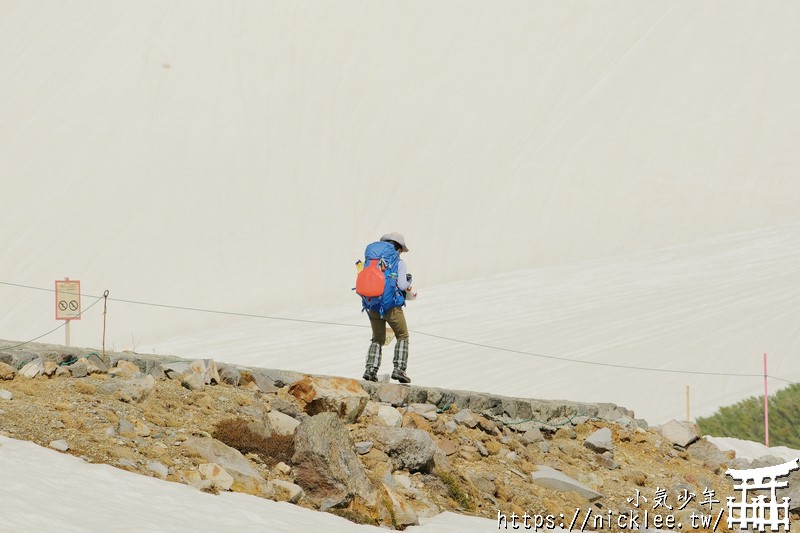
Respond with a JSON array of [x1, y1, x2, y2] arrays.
[[685, 385, 690, 422]]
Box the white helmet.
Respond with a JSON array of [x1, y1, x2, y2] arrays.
[[380, 232, 409, 252]]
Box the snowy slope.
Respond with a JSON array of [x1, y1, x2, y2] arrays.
[[0, 435, 495, 532]]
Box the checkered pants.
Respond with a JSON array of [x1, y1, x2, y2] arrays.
[[365, 342, 382, 370], [393, 339, 409, 371]]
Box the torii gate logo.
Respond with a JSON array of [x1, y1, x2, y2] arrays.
[[726, 459, 799, 531]]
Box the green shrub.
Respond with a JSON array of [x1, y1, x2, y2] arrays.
[[436, 470, 474, 511], [697, 384, 800, 448]]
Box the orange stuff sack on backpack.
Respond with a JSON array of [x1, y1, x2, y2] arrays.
[[355, 259, 385, 298]]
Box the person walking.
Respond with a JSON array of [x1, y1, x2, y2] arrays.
[[358, 232, 413, 383]]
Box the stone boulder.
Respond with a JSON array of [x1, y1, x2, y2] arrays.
[[240, 369, 279, 393], [376, 405, 403, 427], [686, 438, 733, 472], [0, 389, 13, 401], [181, 437, 270, 496], [370, 426, 436, 473], [530, 465, 603, 502], [376, 383, 410, 406], [218, 365, 241, 386], [42, 361, 58, 377], [109, 360, 142, 379], [68, 360, 88, 378], [269, 480, 305, 504], [382, 483, 419, 528], [658, 420, 700, 448], [19, 359, 44, 379], [584, 427, 614, 454], [0, 362, 16, 380], [180, 372, 206, 391], [79, 355, 108, 374], [288, 376, 369, 423], [98, 375, 156, 403], [291, 412, 377, 509], [198, 463, 235, 491], [266, 411, 300, 437]]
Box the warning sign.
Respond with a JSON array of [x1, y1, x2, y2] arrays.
[[55, 279, 81, 320]]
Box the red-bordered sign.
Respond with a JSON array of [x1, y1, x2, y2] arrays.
[[55, 279, 81, 320]]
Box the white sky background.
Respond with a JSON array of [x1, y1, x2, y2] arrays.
[[1, 2, 800, 424]]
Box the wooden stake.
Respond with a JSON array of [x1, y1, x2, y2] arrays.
[[764, 352, 769, 447], [685, 385, 690, 422]]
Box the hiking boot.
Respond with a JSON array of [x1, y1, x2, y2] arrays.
[[362, 368, 378, 382], [391, 367, 411, 384]]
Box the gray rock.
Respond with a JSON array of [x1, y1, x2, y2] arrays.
[[271, 399, 307, 420], [454, 409, 478, 428], [180, 372, 206, 391], [218, 365, 241, 386], [658, 420, 700, 448], [355, 441, 374, 455], [162, 361, 192, 378], [199, 463, 235, 491], [181, 437, 269, 495], [530, 465, 603, 502], [288, 376, 369, 423], [147, 461, 169, 479], [241, 369, 280, 393], [475, 440, 489, 457], [444, 420, 458, 433], [0, 362, 16, 380], [266, 410, 301, 437], [49, 440, 69, 452], [0, 389, 12, 401], [68, 360, 88, 378], [522, 427, 545, 444], [377, 383, 409, 406], [99, 375, 156, 403], [584, 428, 614, 454], [468, 471, 496, 496], [615, 416, 633, 428], [408, 403, 437, 414], [85, 354, 109, 373], [686, 438, 731, 471], [118, 419, 136, 438], [376, 405, 403, 427], [292, 412, 377, 508], [19, 359, 44, 378], [595, 453, 618, 470], [109, 360, 141, 379], [370, 426, 436, 473], [269, 480, 305, 504], [383, 483, 419, 527], [145, 360, 167, 380]]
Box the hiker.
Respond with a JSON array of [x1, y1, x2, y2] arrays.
[[357, 232, 413, 383]]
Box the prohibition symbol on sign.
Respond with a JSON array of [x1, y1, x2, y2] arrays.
[[55, 279, 82, 321]]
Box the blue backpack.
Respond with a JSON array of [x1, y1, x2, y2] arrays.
[[357, 241, 405, 316]]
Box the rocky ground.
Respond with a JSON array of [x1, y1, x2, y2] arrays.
[[0, 340, 797, 531]]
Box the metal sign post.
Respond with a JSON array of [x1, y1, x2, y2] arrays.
[[55, 278, 81, 347]]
